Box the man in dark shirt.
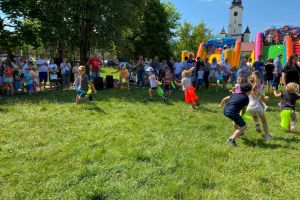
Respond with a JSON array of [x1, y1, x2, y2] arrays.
[[223, 83, 252, 147]]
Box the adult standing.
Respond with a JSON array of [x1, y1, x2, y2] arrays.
[[264, 58, 275, 91], [136, 56, 145, 88], [238, 59, 251, 82], [88, 52, 102, 83], [272, 54, 283, 90], [247, 57, 253, 71], [252, 55, 265, 83], [221, 58, 231, 89], [203, 58, 211, 89], [60, 58, 71, 90], [174, 58, 183, 80], [282, 54, 300, 86], [151, 56, 160, 75], [36, 53, 49, 90], [210, 57, 219, 82]]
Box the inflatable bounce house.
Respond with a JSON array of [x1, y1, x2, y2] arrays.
[[196, 37, 241, 68], [252, 25, 300, 65], [181, 51, 194, 62]]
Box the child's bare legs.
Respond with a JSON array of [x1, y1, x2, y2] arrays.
[[290, 112, 297, 132], [8, 83, 14, 95], [148, 88, 153, 100], [251, 113, 261, 133], [230, 125, 247, 140], [259, 113, 269, 136], [126, 79, 130, 90], [76, 95, 81, 104]]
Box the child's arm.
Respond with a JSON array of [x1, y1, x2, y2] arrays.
[[73, 76, 79, 86], [88, 80, 97, 93], [175, 79, 183, 86], [273, 89, 281, 97], [219, 96, 230, 107]]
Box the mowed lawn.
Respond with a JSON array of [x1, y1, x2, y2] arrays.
[[1, 69, 300, 199]]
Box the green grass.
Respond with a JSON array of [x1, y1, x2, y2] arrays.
[[1, 69, 300, 199]]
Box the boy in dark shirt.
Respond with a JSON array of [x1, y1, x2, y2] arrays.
[[274, 82, 300, 132], [223, 83, 252, 147]]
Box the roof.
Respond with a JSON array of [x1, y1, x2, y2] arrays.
[[230, 0, 243, 9], [241, 42, 254, 52], [244, 26, 251, 33], [220, 27, 226, 34]]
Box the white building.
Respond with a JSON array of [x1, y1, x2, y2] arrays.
[[220, 0, 251, 43]]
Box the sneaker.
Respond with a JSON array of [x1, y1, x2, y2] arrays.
[[264, 134, 273, 142], [89, 95, 93, 101], [163, 96, 168, 103], [290, 125, 296, 133], [227, 138, 237, 147], [256, 124, 261, 133]]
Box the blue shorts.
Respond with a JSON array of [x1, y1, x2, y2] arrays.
[[27, 84, 33, 90], [76, 88, 87, 97], [224, 109, 246, 127], [39, 72, 48, 82], [223, 75, 229, 82], [164, 85, 171, 91]]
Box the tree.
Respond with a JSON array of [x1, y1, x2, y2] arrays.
[[0, 0, 147, 62], [174, 21, 213, 58]]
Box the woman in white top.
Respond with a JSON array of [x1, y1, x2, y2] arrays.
[[72, 60, 80, 83], [49, 58, 58, 90], [210, 57, 219, 81], [60, 58, 71, 90], [221, 59, 231, 89]]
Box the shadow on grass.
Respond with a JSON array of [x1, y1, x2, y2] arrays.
[[0, 108, 8, 112], [241, 138, 294, 149], [84, 104, 108, 114], [274, 136, 300, 143]]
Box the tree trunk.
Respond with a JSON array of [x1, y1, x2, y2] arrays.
[[80, 19, 92, 65]]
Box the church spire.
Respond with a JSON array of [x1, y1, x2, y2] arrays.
[[230, 0, 243, 9]]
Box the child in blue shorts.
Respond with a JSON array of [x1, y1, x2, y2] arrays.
[[223, 83, 252, 147], [74, 66, 96, 105], [24, 68, 33, 95]]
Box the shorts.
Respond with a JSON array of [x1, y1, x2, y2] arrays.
[[27, 84, 33, 90], [197, 79, 203, 86], [39, 72, 48, 82], [4, 77, 14, 83], [224, 109, 246, 127], [150, 87, 157, 90], [76, 88, 87, 97], [222, 75, 229, 82], [164, 85, 171, 91]]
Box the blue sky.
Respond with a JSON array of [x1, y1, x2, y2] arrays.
[[170, 0, 300, 41]]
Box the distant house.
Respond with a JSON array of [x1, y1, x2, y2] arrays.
[[240, 42, 254, 58]]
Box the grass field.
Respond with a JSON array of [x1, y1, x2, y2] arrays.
[[1, 68, 300, 199]]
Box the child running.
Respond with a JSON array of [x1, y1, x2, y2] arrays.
[[219, 77, 245, 107], [224, 83, 252, 147], [74, 66, 97, 105], [247, 73, 273, 141], [274, 83, 300, 132], [176, 67, 199, 109], [163, 68, 173, 97], [148, 68, 167, 102], [119, 64, 130, 90]]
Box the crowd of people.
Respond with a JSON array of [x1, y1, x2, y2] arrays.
[[1, 51, 300, 147]]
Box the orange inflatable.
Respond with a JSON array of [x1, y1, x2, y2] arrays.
[[286, 37, 293, 62]]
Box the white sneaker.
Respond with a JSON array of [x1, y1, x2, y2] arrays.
[[290, 125, 296, 133], [264, 135, 273, 142]]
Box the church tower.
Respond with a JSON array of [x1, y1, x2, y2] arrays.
[[228, 0, 243, 40]]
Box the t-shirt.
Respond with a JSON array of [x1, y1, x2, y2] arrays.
[[253, 60, 265, 73], [234, 83, 242, 94], [4, 66, 13, 78], [36, 59, 48, 72], [22, 64, 37, 74], [222, 64, 231, 76], [174, 62, 183, 74], [265, 64, 274, 74], [164, 74, 172, 85], [24, 72, 33, 85], [224, 93, 249, 113], [120, 69, 129, 78], [197, 70, 204, 79], [149, 74, 158, 88], [282, 65, 300, 85], [60, 63, 71, 75], [88, 57, 101, 72], [49, 64, 58, 74], [182, 77, 192, 91], [280, 92, 300, 111], [80, 74, 89, 92], [274, 58, 283, 74]]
